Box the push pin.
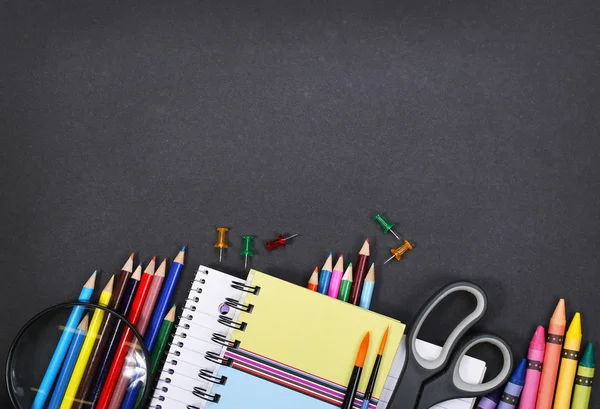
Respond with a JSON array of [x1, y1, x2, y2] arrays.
[[240, 235, 255, 269], [384, 240, 413, 264], [374, 212, 401, 240], [214, 227, 229, 262], [265, 233, 299, 251]]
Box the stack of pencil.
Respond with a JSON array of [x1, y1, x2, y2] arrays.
[[32, 246, 186, 409], [476, 299, 595, 409], [307, 238, 376, 310]]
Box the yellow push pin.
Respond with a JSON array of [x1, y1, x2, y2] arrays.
[[215, 227, 229, 262], [384, 240, 413, 264]]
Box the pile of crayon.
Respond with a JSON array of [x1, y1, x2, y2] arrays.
[[31, 247, 186, 409], [307, 238, 377, 310], [477, 299, 595, 409]]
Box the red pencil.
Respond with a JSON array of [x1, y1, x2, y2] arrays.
[[349, 239, 370, 305], [95, 258, 156, 409], [307, 266, 319, 291]]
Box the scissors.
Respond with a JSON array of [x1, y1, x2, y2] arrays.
[[387, 281, 513, 409]]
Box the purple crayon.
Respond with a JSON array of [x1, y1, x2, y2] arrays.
[[477, 389, 502, 409], [497, 359, 527, 409]]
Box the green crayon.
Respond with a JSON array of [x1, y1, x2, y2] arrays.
[[571, 343, 595, 409]]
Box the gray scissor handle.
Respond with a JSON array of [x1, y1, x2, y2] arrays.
[[408, 281, 487, 371]]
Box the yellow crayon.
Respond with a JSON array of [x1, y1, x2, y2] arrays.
[[552, 312, 582, 409], [59, 277, 114, 409]]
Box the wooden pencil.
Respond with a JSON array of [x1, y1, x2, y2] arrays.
[[307, 267, 319, 291], [72, 254, 134, 409], [349, 239, 370, 305]]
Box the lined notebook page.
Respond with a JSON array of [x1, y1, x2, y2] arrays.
[[377, 339, 487, 409], [150, 266, 244, 409]]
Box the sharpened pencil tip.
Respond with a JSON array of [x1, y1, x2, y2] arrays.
[[181, 245, 187, 252]]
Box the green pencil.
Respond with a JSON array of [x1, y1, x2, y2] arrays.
[[571, 342, 595, 409], [150, 305, 176, 378], [337, 263, 353, 302]]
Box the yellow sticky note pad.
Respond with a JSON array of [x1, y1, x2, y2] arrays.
[[233, 270, 405, 397]]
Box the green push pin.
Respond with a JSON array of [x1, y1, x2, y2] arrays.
[[374, 212, 401, 240], [240, 235, 255, 269]]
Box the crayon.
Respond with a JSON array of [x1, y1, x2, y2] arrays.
[[47, 316, 89, 409], [498, 359, 526, 409], [327, 255, 345, 298], [477, 390, 502, 409], [359, 263, 375, 310], [536, 299, 567, 409], [59, 277, 114, 409], [341, 332, 370, 409], [31, 272, 96, 409], [337, 263, 353, 303], [350, 239, 370, 305], [570, 343, 595, 409], [519, 326, 546, 409], [307, 266, 318, 291], [552, 312, 582, 409], [317, 252, 333, 294]]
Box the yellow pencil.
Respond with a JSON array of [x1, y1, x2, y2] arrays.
[[59, 276, 114, 409], [552, 312, 582, 409]]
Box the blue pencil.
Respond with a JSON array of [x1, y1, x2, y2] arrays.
[[120, 246, 186, 409], [358, 263, 375, 310], [46, 316, 89, 409], [31, 272, 96, 409], [317, 252, 333, 294]]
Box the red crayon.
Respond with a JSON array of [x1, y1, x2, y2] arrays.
[[349, 239, 370, 306]]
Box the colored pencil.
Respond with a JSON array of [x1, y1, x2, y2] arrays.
[[72, 254, 134, 409], [497, 358, 526, 409], [59, 276, 114, 409], [121, 247, 186, 409], [552, 312, 582, 409], [317, 252, 333, 294], [307, 266, 319, 291], [349, 239, 370, 305], [338, 263, 353, 303], [86, 263, 142, 408], [151, 305, 176, 378], [536, 299, 567, 409], [115, 258, 164, 409], [96, 264, 152, 409], [518, 326, 546, 409], [31, 272, 96, 409], [327, 255, 345, 298], [102, 258, 155, 409], [47, 316, 89, 409], [340, 331, 370, 409], [477, 390, 502, 409], [359, 327, 388, 409], [571, 342, 595, 409], [145, 247, 185, 351], [359, 263, 375, 310]]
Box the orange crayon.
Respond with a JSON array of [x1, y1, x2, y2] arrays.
[[535, 299, 566, 409]]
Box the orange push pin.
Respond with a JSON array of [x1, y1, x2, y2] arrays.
[[384, 240, 413, 264], [215, 227, 229, 262]]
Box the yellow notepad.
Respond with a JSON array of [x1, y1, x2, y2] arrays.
[[230, 270, 405, 398]]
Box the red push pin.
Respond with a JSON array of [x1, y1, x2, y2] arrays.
[[265, 233, 299, 251]]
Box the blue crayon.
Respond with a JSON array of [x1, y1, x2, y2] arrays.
[[477, 390, 502, 409], [31, 272, 96, 409], [497, 359, 526, 409], [317, 252, 333, 294], [46, 316, 89, 409]]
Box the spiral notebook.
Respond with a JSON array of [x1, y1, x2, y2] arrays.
[[150, 268, 486, 409]]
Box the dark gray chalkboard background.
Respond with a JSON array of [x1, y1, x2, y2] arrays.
[[2, 0, 599, 407]]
